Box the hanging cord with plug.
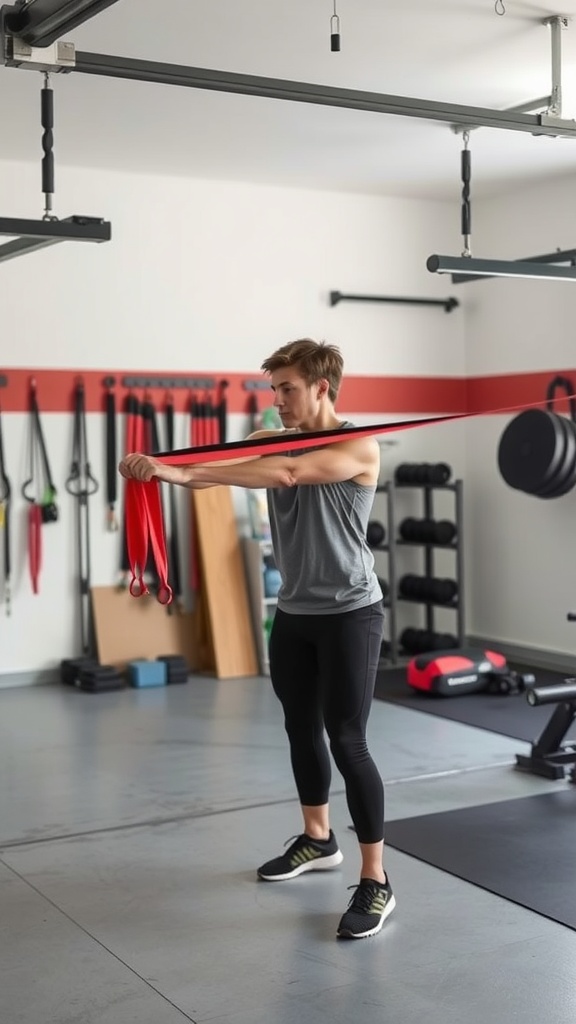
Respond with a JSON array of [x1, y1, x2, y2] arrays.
[[330, 0, 341, 51]]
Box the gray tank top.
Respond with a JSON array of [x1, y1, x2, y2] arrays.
[[266, 424, 383, 615]]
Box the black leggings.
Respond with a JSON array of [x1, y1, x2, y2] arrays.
[[268, 601, 385, 844]]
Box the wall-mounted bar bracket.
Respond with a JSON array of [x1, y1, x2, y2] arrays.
[[243, 380, 270, 391], [330, 290, 459, 312], [122, 376, 216, 390]]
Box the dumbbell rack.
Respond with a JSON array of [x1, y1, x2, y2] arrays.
[[375, 478, 465, 664]]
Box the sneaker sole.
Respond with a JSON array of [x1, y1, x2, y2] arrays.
[[336, 894, 396, 939], [257, 850, 344, 882]]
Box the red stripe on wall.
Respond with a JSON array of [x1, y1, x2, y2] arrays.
[[466, 371, 576, 416], [0, 367, 574, 415]]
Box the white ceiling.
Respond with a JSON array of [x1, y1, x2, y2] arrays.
[[2, 0, 576, 200]]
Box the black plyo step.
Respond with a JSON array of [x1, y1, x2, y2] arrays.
[[78, 664, 127, 693], [60, 657, 99, 686], [157, 655, 189, 684]]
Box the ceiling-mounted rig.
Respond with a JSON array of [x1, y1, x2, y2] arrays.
[[3, 1, 576, 278], [0, 1, 111, 265], [428, 16, 576, 284]]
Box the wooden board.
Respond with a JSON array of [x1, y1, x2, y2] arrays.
[[91, 586, 197, 671], [192, 487, 259, 678]]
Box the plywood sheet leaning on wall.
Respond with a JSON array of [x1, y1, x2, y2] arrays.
[[192, 486, 259, 678], [91, 586, 196, 671]]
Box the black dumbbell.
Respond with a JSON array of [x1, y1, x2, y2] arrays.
[[427, 578, 458, 603], [432, 520, 457, 545], [427, 463, 452, 485], [366, 520, 386, 548], [398, 574, 420, 598], [400, 627, 420, 653], [432, 632, 459, 650], [399, 517, 418, 541]]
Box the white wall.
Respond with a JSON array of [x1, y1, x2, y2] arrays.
[[464, 173, 576, 659], [0, 160, 465, 679]]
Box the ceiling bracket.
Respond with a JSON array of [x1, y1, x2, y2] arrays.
[[451, 14, 570, 135], [2, 33, 75, 72]]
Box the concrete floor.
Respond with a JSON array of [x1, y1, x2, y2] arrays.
[[1, 675, 576, 1024]]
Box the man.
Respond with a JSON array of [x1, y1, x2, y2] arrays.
[[119, 338, 394, 940]]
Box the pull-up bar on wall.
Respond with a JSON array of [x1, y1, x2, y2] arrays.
[[329, 291, 459, 313]]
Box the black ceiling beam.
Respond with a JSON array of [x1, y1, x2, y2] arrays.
[[445, 247, 576, 284], [427, 254, 576, 283], [1, 1, 122, 48], [0, 215, 111, 264], [70, 51, 576, 140]]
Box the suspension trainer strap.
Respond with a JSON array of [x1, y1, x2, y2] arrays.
[[105, 380, 118, 532], [21, 382, 58, 594], [66, 381, 99, 656], [119, 394, 142, 578], [165, 395, 182, 605], [31, 385, 58, 521], [0, 403, 11, 616]]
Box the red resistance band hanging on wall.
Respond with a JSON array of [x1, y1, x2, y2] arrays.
[[123, 413, 457, 604]]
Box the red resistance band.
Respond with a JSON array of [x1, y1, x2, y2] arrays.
[[124, 392, 576, 604], [123, 412, 460, 604]]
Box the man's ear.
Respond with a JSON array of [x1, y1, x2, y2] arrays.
[[317, 378, 329, 399]]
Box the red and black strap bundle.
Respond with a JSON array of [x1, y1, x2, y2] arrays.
[[21, 381, 59, 595]]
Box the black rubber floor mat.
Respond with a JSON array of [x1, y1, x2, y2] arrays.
[[385, 790, 576, 931]]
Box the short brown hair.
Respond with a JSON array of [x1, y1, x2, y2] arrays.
[[261, 338, 344, 403]]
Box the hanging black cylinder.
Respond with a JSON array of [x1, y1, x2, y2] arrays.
[[330, 14, 341, 51], [41, 83, 55, 199]]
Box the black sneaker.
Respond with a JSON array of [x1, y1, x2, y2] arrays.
[[337, 877, 395, 939], [257, 831, 343, 881]]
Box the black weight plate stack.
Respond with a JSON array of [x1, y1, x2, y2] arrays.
[[497, 409, 576, 498]]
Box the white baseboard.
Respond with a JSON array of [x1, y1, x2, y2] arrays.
[[0, 670, 59, 689], [467, 635, 576, 675]]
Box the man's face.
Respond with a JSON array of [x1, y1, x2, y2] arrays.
[[269, 367, 322, 428]]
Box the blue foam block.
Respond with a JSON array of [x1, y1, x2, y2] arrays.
[[128, 660, 167, 688]]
